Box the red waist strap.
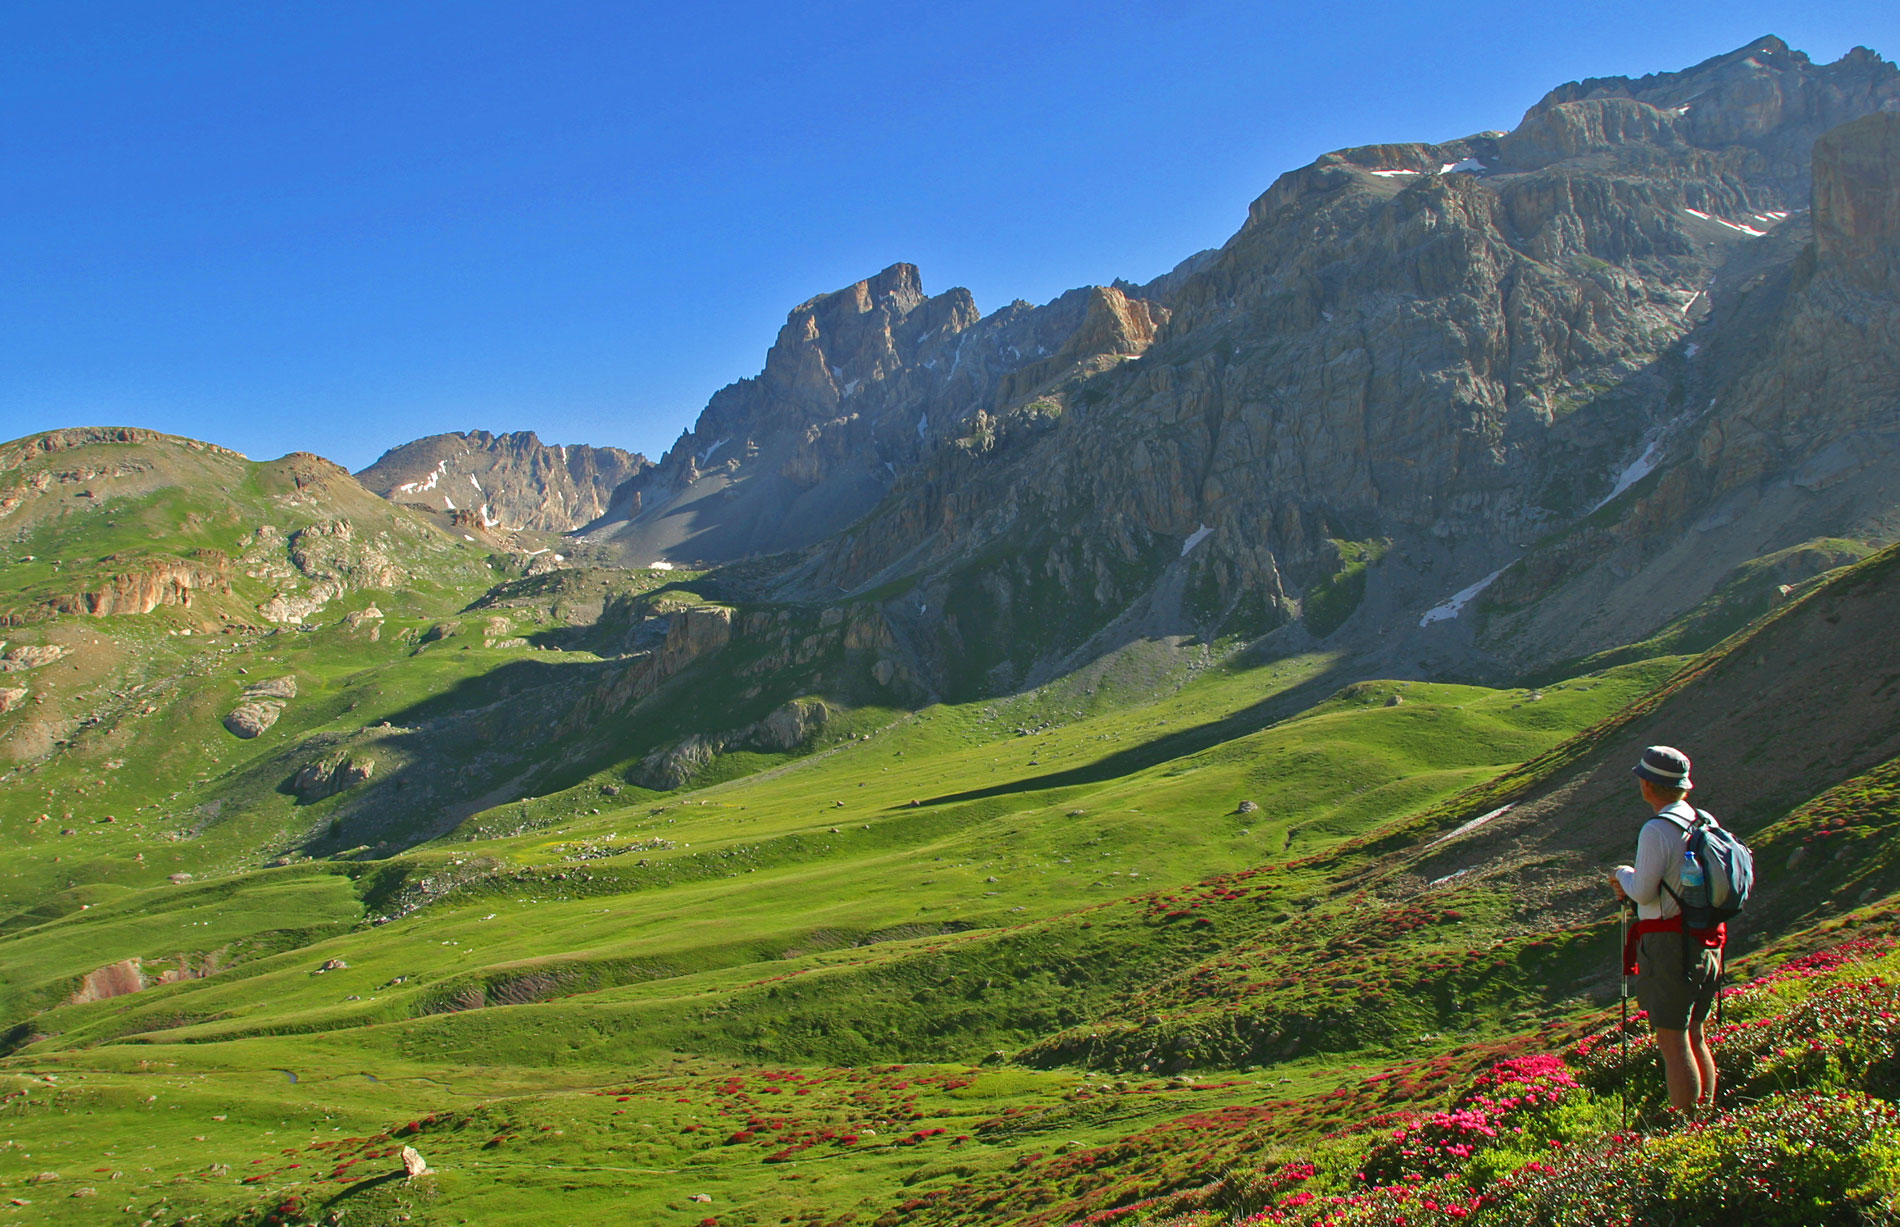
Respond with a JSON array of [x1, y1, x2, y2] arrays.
[[1623, 915, 1725, 975]]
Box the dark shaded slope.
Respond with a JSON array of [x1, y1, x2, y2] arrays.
[[1394, 539, 1900, 948]]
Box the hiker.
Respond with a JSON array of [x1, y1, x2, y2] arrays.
[[1610, 745, 1725, 1115]]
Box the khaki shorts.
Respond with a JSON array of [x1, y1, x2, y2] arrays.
[[1635, 931, 1721, 1030]]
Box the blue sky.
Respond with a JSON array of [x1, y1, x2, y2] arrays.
[[3, 1, 1896, 471]]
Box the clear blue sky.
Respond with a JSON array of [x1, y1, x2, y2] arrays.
[[3, 1, 1896, 470]]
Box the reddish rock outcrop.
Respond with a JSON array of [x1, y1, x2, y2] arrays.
[[30, 551, 233, 621]]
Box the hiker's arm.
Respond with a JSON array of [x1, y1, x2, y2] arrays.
[[1617, 822, 1673, 906]]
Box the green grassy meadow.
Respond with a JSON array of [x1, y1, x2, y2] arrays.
[[1, 621, 1677, 1226], [9, 435, 1900, 1226]]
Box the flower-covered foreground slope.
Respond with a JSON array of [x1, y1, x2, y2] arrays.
[[1071, 931, 1900, 1227]]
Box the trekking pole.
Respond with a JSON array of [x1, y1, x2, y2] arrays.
[[1619, 901, 1630, 1131]]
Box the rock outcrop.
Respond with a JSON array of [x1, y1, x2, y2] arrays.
[[223, 702, 283, 739], [17, 552, 234, 623], [289, 753, 375, 801], [634, 698, 832, 789], [67, 954, 213, 1005], [0, 645, 64, 671], [357, 430, 650, 532]]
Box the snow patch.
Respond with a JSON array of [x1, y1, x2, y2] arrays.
[[1439, 157, 1486, 174], [442, 495, 456, 511], [1418, 568, 1505, 627], [1180, 524, 1213, 557], [916, 414, 928, 442], [468, 474, 484, 494], [843, 378, 861, 397], [479, 503, 500, 529], [1684, 207, 1766, 237], [1591, 437, 1665, 512], [396, 459, 450, 495], [647, 561, 674, 571], [828, 365, 843, 382], [1369, 168, 1420, 178], [1684, 342, 1700, 358], [1427, 804, 1515, 851], [697, 437, 730, 465]]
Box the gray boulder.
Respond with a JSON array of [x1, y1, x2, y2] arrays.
[[223, 701, 283, 739]]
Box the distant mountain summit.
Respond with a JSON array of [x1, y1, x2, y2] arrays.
[[356, 430, 649, 533], [578, 257, 1208, 566]]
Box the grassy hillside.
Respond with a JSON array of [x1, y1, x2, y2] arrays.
[[9, 431, 1900, 1226]]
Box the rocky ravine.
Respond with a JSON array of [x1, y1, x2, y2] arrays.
[[357, 430, 651, 534]]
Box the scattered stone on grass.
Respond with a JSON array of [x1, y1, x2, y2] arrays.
[[223, 700, 283, 738]]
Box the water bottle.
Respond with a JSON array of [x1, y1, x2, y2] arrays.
[[1680, 847, 1705, 906]]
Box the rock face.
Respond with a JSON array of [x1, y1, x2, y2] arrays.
[[357, 430, 650, 532], [584, 257, 1198, 566], [1813, 110, 1900, 287]]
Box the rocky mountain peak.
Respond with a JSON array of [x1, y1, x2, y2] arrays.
[[356, 430, 650, 533], [1522, 36, 1899, 196], [584, 263, 1173, 567]]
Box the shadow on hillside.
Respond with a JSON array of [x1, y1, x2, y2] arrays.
[[320, 1170, 410, 1210], [902, 654, 1357, 809], [287, 651, 650, 859]]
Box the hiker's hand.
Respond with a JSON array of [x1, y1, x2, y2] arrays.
[[1609, 870, 1629, 900]]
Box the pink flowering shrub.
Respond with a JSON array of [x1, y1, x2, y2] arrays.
[[1482, 1090, 1900, 1226], [1358, 1055, 1593, 1184]]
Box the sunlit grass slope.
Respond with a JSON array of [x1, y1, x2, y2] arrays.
[[0, 633, 1676, 1226]]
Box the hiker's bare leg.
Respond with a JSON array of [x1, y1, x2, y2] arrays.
[[1688, 1017, 1716, 1109], [1653, 1027, 1700, 1112]]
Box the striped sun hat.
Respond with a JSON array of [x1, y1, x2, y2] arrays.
[[1632, 745, 1693, 790]]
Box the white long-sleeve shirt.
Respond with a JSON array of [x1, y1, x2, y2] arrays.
[[1615, 800, 1707, 921]]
